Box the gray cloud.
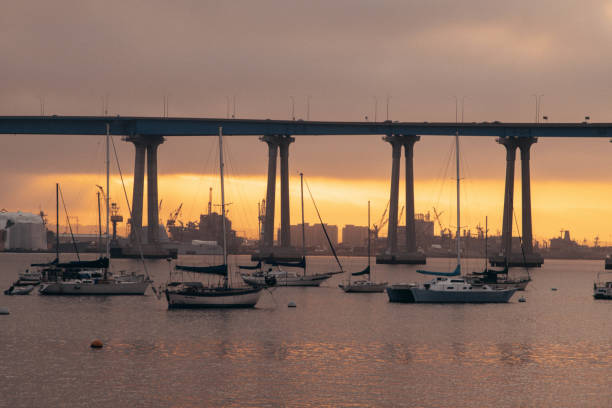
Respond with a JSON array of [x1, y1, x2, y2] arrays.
[[2, 0, 612, 184]]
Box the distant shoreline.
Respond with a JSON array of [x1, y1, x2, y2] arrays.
[[1, 249, 608, 262]]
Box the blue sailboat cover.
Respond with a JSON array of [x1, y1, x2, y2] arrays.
[[416, 264, 461, 276]]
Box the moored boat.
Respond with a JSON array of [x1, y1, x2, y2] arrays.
[[165, 282, 262, 308], [339, 202, 387, 293], [4, 284, 34, 295], [466, 267, 530, 291], [39, 266, 150, 295], [243, 267, 331, 287], [386, 132, 515, 304], [593, 271, 612, 299], [163, 126, 263, 309], [386, 283, 417, 303], [409, 276, 516, 303]]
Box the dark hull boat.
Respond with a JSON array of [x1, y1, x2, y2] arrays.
[[165, 283, 262, 308], [164, 127, 262, 309], [386, 284, 416, 303]]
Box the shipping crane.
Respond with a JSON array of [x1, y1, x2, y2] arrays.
[[432, 207, 450, 238], [166, 203, 183, 228], [372, 201, 390, 239]]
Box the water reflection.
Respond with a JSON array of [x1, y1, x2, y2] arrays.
[[497, 342, 533, 366], [3, 254, 612, 407]]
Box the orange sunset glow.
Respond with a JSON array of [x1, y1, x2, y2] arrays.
[[8, 172, 612, 245]]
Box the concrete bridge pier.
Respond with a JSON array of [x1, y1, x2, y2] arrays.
[[111, 135, 176, 259], [146, 136, 164, 244], [518, 137, 537, 255], [261, 135, 279, 248], [279, 136, 294, 248], [129, 139, 146, 243], [254, 134, 299, 261], [498, 137, 518, 260], [404, 135, 420, 254], [490, 136, 543, 267], [384, 135, 402, 256], [377, 134, 426, 265]]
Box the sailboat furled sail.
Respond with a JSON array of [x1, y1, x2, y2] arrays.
[[267, 258, 306, 268], [238, 261, 262, 270], [175, 264, 227, 276], [352, 265, 370, 277]]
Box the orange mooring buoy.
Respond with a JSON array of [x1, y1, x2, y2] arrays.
[[90, 339, 103, 349]]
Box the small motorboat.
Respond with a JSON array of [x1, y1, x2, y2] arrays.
[[4, 284, 34, 296], [594, 271, 612, 299]]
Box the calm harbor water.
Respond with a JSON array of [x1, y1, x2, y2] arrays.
[[1, 253, 611, 407]]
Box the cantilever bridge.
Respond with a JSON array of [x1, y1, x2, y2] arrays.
[[3, 115, 611, 266]]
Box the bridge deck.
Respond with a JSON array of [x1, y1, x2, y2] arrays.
[[0, 116, 610, 138]]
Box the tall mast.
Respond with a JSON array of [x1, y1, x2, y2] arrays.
[[56, 183, 59, 261], [368, 200, 371, 280], [218, 127, 228, 287], [300, 172, 306, 276], [485, 216, 488, 270], [97, 191, 102, 257], [105, 123, 110, 261], [456, 131, 461, 268]]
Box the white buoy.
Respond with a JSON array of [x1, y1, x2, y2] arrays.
[[0, 307, 9, 315], [288, 301, 296, 308]]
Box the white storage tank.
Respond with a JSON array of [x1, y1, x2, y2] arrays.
[[0, 211, 47, 251]]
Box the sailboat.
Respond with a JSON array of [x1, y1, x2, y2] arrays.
[[465, 216, 530, 290], [39, 125, 150, 296], [164, 127, 263, 308], [241, 173, 337, 287], [339, 201, 387, 293], [386, 132, 516, 303]]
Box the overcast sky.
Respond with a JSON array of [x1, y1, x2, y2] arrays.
[[3, 1, 612, 240]]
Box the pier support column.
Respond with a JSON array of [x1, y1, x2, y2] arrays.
[[146, 136, 164, 244], [260, 135, 280, 248], [497, 137, 519, 261], [129, 138, 146, 243], [384, 135, 403, 255], [279, 135, 295, 248], [518, 137, 537, 254], [403, 135, 420, 253]]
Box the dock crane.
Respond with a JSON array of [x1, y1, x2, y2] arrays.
[[432, 207, 450, 238], [166, 203, 183, 228], [372, 201, 390, 239]]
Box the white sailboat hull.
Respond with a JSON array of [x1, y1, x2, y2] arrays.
[[339, 281, 387, 293], [39, 281, 149, 295], [166, 288, 262, 308]]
